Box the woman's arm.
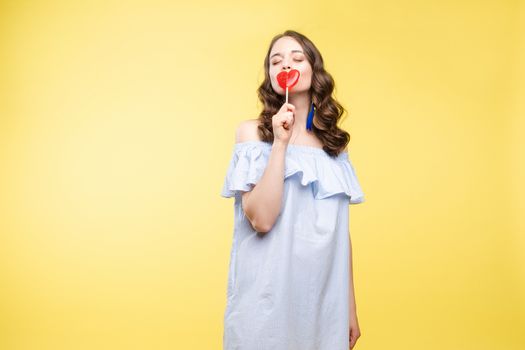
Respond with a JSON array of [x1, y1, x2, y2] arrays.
[[349, 237, 357, 314], [349, 236, 362, 348], [235, 120, 287, 233]]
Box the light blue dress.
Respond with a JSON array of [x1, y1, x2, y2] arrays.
[[220, 140, 365, 350]]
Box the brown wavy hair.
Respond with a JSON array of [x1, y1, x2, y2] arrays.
[[256, 30, 351, 158]]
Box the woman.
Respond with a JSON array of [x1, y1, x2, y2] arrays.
[[221, 30, 365, 350]]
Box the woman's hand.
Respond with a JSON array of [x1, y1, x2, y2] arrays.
[[349, 311, 361, 349], [272, 102, 295, 145]]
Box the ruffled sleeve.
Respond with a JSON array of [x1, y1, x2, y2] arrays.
[[220, 141, 365, 204], [282, 150, 365, 204], [220, 142, 270, 198], [338, 156, 365, 204]]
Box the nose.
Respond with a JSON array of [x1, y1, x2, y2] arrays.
[[281, 57, 292, 71]]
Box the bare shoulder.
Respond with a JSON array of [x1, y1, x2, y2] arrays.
[[235, 119, 262, 143]]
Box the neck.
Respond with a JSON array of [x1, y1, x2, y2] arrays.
[[288, 91, 312, 135]]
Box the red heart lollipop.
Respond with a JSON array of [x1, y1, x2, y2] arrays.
[[276, 69, 300, 104], [276, 69, 300, 89]]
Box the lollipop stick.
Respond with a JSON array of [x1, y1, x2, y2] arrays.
[[286, 87, 288, 104]]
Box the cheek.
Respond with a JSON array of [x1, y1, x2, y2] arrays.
[[269, 68, 278, 82], [299, 71, 312, 87], [296, 65, 311, 81]]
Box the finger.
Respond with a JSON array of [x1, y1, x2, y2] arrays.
[[349, 331, 358, 348], [279, 103, 290, 113], [279, 102, 295, 113]]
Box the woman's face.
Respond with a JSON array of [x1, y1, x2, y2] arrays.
[[268, 36, 312, 96]]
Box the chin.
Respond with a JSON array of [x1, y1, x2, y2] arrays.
[[290, 88, 308, 95]]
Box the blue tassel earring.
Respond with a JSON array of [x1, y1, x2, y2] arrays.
[[306, 102, 315, 131]]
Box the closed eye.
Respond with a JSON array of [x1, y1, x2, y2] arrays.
[[271, 59, 304, 65]]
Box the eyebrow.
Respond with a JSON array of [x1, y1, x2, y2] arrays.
[[270, 50, 304, 59]]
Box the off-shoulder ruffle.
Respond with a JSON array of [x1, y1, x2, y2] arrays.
[[220, 141, 365, 204]]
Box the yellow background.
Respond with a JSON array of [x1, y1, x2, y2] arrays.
[[1, 0, 524, 349]]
